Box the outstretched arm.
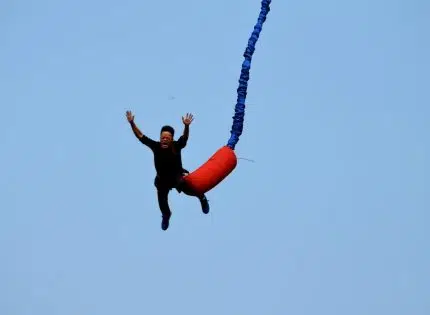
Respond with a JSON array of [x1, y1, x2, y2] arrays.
[[178, 113, 194, 148], [130, 120, 144, 139], [126, 110, 157, 148], [126, 111, 143, 138], [182, 124, 189, 141]]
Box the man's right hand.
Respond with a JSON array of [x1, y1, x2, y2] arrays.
[[126, 110, 144, 139], [126, 110, 134, 123]]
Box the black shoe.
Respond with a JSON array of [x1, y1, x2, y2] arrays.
[[199, 195, 210, 214], [161, 212, 171, 230]]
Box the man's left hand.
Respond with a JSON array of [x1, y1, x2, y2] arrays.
[[182, 113, 194, 126]]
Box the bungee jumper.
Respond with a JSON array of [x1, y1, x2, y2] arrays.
[[126, 111, 209, 230], [127, 0, 271, 230]]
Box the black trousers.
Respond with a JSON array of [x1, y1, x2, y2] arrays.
[[154, 171, 202, 217]]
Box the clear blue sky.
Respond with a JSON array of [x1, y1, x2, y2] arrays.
[[1, 0, 429, 314]]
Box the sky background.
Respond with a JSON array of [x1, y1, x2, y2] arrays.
[[1, 0, 429, 314]]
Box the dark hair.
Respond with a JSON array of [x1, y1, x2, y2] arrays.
[[160, 125, 175, 137]]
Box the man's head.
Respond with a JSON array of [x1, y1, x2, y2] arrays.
[[160, 125, 175, 148]]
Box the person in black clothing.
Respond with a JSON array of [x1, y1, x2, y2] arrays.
[[126, 110, 209, 230]]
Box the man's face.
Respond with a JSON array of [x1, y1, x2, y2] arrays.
[[160, 131, 173, 149]]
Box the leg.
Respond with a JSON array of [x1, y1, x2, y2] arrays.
[[198, 194, 210, 214], [175, 174, 210, 214], [157, 188, 171, 230], [155, 176, 172, 230]]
